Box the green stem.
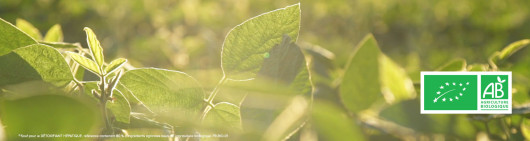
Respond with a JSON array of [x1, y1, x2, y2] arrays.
[[72, 79, 84, 95], [199, 76, 227, 121], [99, 75, 113, 135], [206, 76, 227, 104]]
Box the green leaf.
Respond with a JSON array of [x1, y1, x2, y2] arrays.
[[109, 91, 132, 124], [43, 24, 63, 42], [105, 58, 127, 75], [83, 82, 131, 124], [256, 35, 312, 95], [240, 35, 312, 137], [67, 52, 101, 75], [436, 58, 466, 71], [83, 27, 105, 67], [311, 101, 366, 141], [221, 3, 300, 80], [39, 41, 79, 48], [0, 18, 37, 56], [497, 39, 530, 60], [120, 68, 205, 125], [15, 18, 42, 40], [379, 55, 416, 104], [0, 44, 73, 87], [0, 94, 100, 140], [204, 102, 242, 131], [340, 34, 382, 113]]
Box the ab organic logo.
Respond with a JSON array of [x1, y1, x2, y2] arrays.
[[421, 72, 511, 114]]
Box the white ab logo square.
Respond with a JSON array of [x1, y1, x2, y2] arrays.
[[482, 76, 506, 99]]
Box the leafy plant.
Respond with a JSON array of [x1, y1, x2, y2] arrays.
[[0, 3, 312, 141], [2, 2, 530, 141]]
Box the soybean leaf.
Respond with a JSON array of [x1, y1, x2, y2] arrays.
[[15, 18, 42, 40], [43, 24, 63, 42], [311, 101, 366, 141], [84, 82, 131, 124], [256, 35, 311, 95], [204, 102, 242, 131], [120, 68, 205, 125], [39, 41, 79, 48], [0, 44, 72, 87], [436, 58, 466, 71], [221, 3, 300, 80], [83, 27, 105, 66], [379, 55, 416, 104], [0, 94, 99, 140], [497, 39, 530, 60], [340, 34, 382, 113], [0, 18, 37, 56], [105, 58, 127, 75], [109, 91, 132, 124], [116, 83, 154, 114], [241, 35, 312, 137], [67, 52, 101, 75]]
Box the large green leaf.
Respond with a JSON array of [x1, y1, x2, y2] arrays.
[[204, 102, 242, 131], [240, 35, 312, 136], [83, 27, 105, 67], [221, 3, 300, 80], [340, 34, 382, 113], [120, 68, 205, 125], [44, 24, 63, 42], [379, 55, 416, 104], [0, 44, 72, 87], [0, 94, 100, 140], [256, 35, 311, 95], [0, 18, 37, 56], [312, 101, 366, 141], [15, 19, 42, 40]]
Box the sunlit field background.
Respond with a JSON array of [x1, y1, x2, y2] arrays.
[[2, 0, 530, 140]]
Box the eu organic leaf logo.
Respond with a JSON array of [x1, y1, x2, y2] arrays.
[[433, 81, 471, 103], [497, 76, 506, 83]]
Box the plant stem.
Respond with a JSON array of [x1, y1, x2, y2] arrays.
[[99, 75, 113, 135], [199, 76, 227, 121], [72, 79, 84, 95], [206, 76, 227, 105]]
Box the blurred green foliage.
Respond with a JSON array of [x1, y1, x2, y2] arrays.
[[2, 0, 530, 140], [2, 0, 529, 71]]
